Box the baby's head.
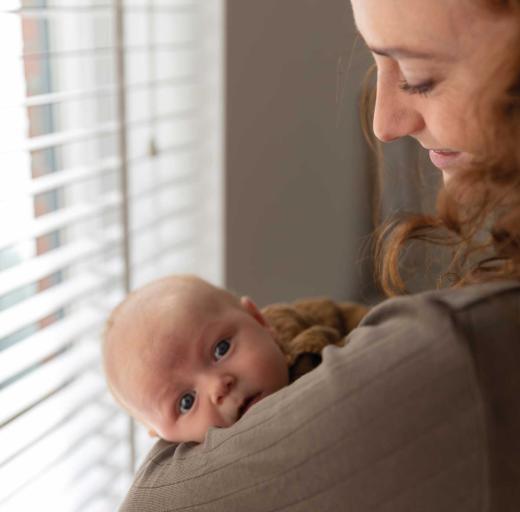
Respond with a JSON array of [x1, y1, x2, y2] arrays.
[[103, 275, 288, 443]]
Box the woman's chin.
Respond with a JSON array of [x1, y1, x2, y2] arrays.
[[441, 168, 455, 186], [441, 168, 484, 207], [434, 152, 477, 202]]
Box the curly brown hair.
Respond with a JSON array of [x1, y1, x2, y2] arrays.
[[362, 0, 520, 297]]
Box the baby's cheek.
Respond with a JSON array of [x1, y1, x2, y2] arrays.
[[188, 416, 214, 443], [261, 350, 289, 388]]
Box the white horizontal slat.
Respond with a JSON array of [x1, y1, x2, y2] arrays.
[[0, 339, 100, 426], [2, 422, 128, 512], [3, 467, 114, 512], [129, 173, 194, 202], [0, 227, 122, 297], [0, 84, 116, 110], [0, 308, 104, 384], [18, 42, 192, 63], [1, 5, 113, 15], [0, 191, 121, 250], [0, 121, 118, 154], [134, 236, 195, 270], [134, 422, 157, 465], [79, 459, 132, 512], [0, 76, 195, 110], [80, 496, 118, 512], [132, 203, 194, 235], [0, 272, 112, 341], [0, 371, 106, 465], [141, 107, 196, 125], [1, 2, 195, 16], [0, 107, 195, 155], [128, 139, 196, 164], [62, 468, 115, 512], [0, 402, 117, 503], [0, 137, 195, 202], [20, 157, 119, 196], [70, 430, 131, 510]]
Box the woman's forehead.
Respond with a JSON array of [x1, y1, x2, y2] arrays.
[[351, 0, 470, 57]]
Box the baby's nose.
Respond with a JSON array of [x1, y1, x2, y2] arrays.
[[209, 374, 236, 405]]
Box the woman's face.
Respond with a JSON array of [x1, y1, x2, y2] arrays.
[[351, 0, 516, 184]]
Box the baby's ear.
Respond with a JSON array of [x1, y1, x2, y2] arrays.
[[240, 296, 269, 328]]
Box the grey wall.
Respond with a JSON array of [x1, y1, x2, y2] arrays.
[[224, 0, 377, 306]]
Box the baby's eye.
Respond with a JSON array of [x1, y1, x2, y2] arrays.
[[179, 392, 196, 414], [213, 339, 230, 361]]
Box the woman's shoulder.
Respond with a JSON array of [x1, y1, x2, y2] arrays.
[[345, 279, 520, 368], [420, 279, 520, 310], [359, 279, 520, 330], [414, 280, 520, 511]]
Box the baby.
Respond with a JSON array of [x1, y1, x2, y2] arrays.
[[103, 274, 366, 444], [103, 275, 290, 444]]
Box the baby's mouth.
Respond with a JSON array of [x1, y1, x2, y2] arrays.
[[238, 392, 262, 420]]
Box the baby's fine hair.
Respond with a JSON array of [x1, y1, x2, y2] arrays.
[[102, 274, 241, 421], [102, 274, 241, 376]]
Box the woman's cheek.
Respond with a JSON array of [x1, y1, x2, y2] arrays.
[[442, 90, 481, 152], [429, 106, 468, 152]]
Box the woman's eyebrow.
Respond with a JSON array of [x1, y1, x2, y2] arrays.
[[368, 45, 437, 60]]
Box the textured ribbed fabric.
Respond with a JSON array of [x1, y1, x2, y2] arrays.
[[120, 280, 520, 512]]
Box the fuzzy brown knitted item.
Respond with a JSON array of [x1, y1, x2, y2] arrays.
[[261, 298, 369, 381]]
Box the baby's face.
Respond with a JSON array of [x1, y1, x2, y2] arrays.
[[116, 286, 288, 443]]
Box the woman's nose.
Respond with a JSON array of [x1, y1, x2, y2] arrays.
[[208, 374, 236, 405], [372, 76, 425, 143]]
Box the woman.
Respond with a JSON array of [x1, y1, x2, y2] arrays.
[[120, 1, 520, 510]]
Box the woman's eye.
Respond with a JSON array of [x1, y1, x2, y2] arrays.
[[399, 79, 435, 97], [179, 392, 196, 414], [213, 339, 230, 360]]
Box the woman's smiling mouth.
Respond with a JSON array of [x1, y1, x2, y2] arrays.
[[429, 149, 463, 169]]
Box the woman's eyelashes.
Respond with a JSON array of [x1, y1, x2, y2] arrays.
[[398, 78, 435, 97], [213, 339, 231, 361]]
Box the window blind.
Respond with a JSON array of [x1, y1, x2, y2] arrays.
[[0, 1, 223, 510]]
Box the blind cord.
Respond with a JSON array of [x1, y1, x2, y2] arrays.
[[114, 0, 136, 474]]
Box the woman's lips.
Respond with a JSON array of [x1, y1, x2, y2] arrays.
[[429, 149, 462, 170]]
